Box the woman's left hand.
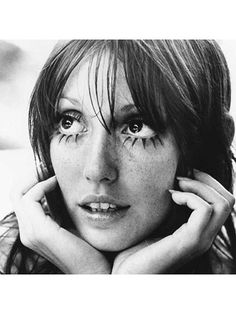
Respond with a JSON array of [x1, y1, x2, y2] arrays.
[[112, 170, 235, 274]]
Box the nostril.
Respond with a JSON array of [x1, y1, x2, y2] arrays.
[[84, 161, 118, 184], [101, 177, 112, 182], [85, 171, 117, 184]]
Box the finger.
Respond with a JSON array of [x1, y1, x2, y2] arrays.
[[193, 169, 235, 207], [177, 177, 232, 214], [11, 171, 39, 202], [169, 190, 213, 233], [177, 177, 232, 237], [23, 176, 57, 202], [12, 177, 57, 229]]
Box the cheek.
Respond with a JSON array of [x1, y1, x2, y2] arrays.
[[122, 147, 178, 196], [50, 140, 83, 192], [119, 141, 179, 222], [50, 134, 179, 213]]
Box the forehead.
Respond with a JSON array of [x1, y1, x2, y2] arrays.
[[61, 52, 134, 115]]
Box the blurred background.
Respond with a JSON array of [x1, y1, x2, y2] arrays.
[[0, 40, 57, 217], [0, 40, 236, 217]]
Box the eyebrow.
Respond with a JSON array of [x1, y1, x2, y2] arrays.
[[60, 95, 137, 114], [60, 95, 81, 107], [120, 103, 137, 113]]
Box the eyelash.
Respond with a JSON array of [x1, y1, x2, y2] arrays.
[[58, 133, 80, 144], [121, 117, 160, 149], [55, 111, 85, 143], [122, 135, 159, 149], [55, 111, 160, 149]]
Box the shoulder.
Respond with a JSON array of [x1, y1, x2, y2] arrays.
[[0, 212, 19, 274]]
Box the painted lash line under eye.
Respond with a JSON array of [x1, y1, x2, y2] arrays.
[[65, 135, 73, 143], [122, 136, 158, 149], [55, 110, 87, 144], [58, 134, 66, 143], [150, 137, 157, 148], [58, 133, 80, 144], [55, 111, 161, 148]]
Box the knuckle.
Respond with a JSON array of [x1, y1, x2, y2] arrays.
[[228, 195, 235, 208], [220, 197, 228, 209], [205, 203, 214, 216], [218, 197, 231, 213]]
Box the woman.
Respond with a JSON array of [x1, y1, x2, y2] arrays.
[[0, 40, 235, 273]]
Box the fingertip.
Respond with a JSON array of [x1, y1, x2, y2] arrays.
[[169, 189, 177, 194], [169, 191, 183, 206], [46, 175, 57, 182], [46, 175, 58, 187], [169, 190, 188, 206]]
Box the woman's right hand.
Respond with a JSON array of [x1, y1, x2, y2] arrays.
[[11, 175, 111, 274]]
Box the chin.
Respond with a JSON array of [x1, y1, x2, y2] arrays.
[[81, 232, 136, 252], [87, 238, 130, 252]]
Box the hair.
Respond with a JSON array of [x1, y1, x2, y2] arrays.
[[2, 40, 236, 273]]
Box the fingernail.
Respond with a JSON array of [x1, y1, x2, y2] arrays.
[[47, 175, 56, 181], [169, 189, 178, 194], [176, 176, 192, 181]]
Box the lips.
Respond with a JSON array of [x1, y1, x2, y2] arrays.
[[79, 195, 130, 213]]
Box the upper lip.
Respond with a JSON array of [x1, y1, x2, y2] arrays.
[[79, 194, 130, 209]]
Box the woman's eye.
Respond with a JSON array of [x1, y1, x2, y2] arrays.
[[59, 113, 87, 135], [124, 119, 156, 138]]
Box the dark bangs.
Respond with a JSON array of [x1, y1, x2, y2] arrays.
[[29, 40, 233, 184], [29, 40, 173, 179], [29, 40, 116, 178], [121, 40, 201, 166], [86, 40, 171, 138], [118, 41, 168, 135]]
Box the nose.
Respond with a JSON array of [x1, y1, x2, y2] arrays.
[[83, 128, 118, 185]]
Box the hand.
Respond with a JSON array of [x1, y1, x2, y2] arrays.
[[112, 170, 235, 274], [11, 174, 111, 274]]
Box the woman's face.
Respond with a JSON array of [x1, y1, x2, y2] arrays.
[[50, 54, 180, 251]]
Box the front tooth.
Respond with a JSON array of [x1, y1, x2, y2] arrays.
[[90, 203, 99, 209], [109, 204, 117, 209], [100, 203, 109, 210]]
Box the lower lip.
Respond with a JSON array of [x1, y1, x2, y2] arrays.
[[78, 205, 130, 225]]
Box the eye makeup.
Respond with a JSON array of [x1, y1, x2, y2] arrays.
[[57, 133, 81, 144], [122, 135, 160, 149], [120, 113, 162, 149], [53, 109, 87, 142], [54, 108, 162, 150]]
